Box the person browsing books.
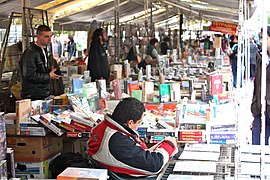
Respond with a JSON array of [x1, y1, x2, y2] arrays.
[[19, 25, 60, 100], [251, 26, 270, 145], [88, 97, 177, 178], [87, 28, 110, 82]]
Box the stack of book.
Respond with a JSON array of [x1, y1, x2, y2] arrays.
[[171, 143, 221, 180]]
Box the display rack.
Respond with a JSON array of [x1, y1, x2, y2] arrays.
[[0, 12, 22, 81]]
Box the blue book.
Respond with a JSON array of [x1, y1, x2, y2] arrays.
[[210, 133, 235, 140], [72, 78, 85, 95]]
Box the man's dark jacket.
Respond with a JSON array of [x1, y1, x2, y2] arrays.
[[251, 53, 270, 118], [19, 43, 50, 100], [87, 40, 110, 82]]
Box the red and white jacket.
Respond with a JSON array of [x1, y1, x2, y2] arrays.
[[88, 115, 177, 177]]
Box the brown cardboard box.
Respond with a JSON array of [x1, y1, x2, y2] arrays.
[[7, 137, 63, 162]]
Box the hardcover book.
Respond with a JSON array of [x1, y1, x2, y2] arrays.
[[83, 82, 98, 99], [159, 84, 171, 103]]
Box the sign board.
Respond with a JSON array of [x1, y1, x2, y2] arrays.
[[209, 21, 237, 34]]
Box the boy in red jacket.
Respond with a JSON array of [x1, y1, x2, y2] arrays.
[[88, 97, 177, 178]]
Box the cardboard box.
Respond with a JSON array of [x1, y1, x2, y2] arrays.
[[15, 153, 59, 179], [7, 137, 63, 162]]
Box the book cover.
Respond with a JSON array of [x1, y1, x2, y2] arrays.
[[210, 133, 235, 140], [19, 127, 47, 136], [159, 84, 171, 103], [68, 96, 96, 125], [173, 161, 216, 173], [112, 79, 122, 100], [54, 122, 76, 132], [179, 131, 203, 142], [62, 122, 83, 132], [211, 124, 235, 132], [179, 137, 203, 141], [128, 81, 140, 96], [71, 121, 92, 132], [39, 114, 66, 136], [83, 82, 97, 99], [181, 80, 191, 95], [97, 80, 107, 99], [41, 99, 53, 114], [131, 90, 142, 101], [209, 74, 223, 95], [170, 83, 181, 102], [210, 139, 235, 144], [57, 167, 107, 180], [142, 81, 154, 102], [167, 174, 214, 180], [16, 99, 31, 123], [184, 143, 220, 153], [68, 66, 78, 77], [179, 151, 220, 161], [31, 100, 43, 116], [72, 79, 85, 95], [70, 112, 95, 128], [60, 66, 68, 81]]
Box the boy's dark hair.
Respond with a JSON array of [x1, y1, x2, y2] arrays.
[[150, 38, 158, 45], [112, 97, 145, 124], [83, 49, 87, 53], [37, 25, 51, 35]]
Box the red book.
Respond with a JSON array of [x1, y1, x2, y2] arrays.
[[62, 122, 83, 132], [179, 137, 202, 141], [40, 113, 51, 124], [209, 74, 223, 95], [179, 131, 202, 136], [179, 131, 203, 142], [144, 103, 160, 111], [128, 81, 140, 96], [58, 123, 76, 132], [163, 103, 177, 111], [71, 121, 92, 132]]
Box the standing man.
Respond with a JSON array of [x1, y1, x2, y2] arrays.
[[249, 38, 258, 80], [160, 36, 170, 55], [19, 25, 60, 100], [251, 26, 270, 145], [67, 35, 76, 60], [52, 34, 62, 59], [87, 28, 110, 82], [146, 38, 159, 60], [229, 36, 239, 87]]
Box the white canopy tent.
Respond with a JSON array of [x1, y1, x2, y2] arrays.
[[0, 0, 257, 30]]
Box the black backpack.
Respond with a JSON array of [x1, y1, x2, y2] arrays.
[[49, 152, 90, 178]]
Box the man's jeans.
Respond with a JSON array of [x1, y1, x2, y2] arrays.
[[252, 115, 270, 145]]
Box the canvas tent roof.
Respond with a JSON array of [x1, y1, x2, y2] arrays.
[[0, 0, 256, 30]]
